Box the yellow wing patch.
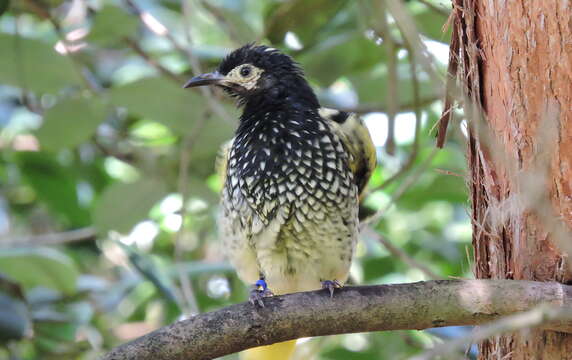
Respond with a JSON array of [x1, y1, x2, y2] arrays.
[[319, 108, 377, 197], [240, 340, 297, 360]]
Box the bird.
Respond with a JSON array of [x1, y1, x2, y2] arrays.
[[184, 44, 376, 360]]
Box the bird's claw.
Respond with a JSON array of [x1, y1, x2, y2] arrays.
[[249, 279, 274, 307], [321, 279, 342, 298]]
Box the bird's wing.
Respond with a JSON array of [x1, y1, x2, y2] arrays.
[[319, 108, 377, 197]]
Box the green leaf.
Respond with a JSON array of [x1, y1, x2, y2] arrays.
[[414, 9, 450, 42], [187, 176, 218, 203], [201, 2, 258, 44], [0, 248, 79, 295], [323, 347, 380, 360], [189, 107, 235, 160], [130, 120, 177, 146], [36, 97, 108, 151], [362, 256, 395, 282], [15, 152, 91, 227], [118, 244, 179, 305], [0, 275, 31, 343], [0, 33, 80, 93], [0, 293, 30, 343], [264, 0, 347, 46], [94, 179, 168, 233], [350, 63, 439, 106], [299, 32, 385, 86], [0, 0, 9, 17], [109, 77, 204, 134], [35, 321, 77, 342], [11, 0, 66, 16], [399, 173, 466, 208], [87, 5, 138, 46]]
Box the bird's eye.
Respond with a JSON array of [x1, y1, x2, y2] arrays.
[[240, 66, 252, 77]]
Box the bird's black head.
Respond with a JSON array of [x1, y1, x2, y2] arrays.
[[184, 44, 319, 112]]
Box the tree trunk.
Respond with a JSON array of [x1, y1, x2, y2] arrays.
[[447, 0, 572, 358]]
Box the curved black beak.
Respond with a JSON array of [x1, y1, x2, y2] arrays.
[[183, 71, 225, 88]]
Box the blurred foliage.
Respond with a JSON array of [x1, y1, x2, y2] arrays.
[[0, 0, 474, 359]]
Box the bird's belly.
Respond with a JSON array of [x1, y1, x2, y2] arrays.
[[219, 194, 261, 285], [257, 220, 356, 295], [220, 190, 357, 295]]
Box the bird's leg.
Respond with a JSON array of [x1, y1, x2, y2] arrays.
[[321, 279, 342, 298], [249, 277, 274, 307]]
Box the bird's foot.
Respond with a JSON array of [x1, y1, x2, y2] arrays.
[[249, 278, 274, 307], [321, 279, 342, 298]]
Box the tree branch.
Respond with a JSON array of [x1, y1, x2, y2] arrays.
[[103, 280, 572, 360], [0, 227, 96, 247], [332, 94, 440, 114], [375, 232, 443, 279]]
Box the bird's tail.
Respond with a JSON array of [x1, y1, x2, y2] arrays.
[[240, 339, 297, 360]]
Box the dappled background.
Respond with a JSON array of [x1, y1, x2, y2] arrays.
[[0, 0, 472, 358]]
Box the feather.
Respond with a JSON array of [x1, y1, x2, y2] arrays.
[[318, 108, 377, 197]]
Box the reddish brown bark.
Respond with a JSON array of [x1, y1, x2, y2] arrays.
[[446, 0, 572, 358]]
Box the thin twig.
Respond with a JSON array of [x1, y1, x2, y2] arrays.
[[124, 37, 183, 83], [377, 1, 397, 155], [333, 95, 441, 115], [371, 45, 423, 192], [93, 136, 136, 165], [179, 0, 202, 73], [123, 0, 188, 58], [173, 138, 200, 317], [357, 1, 403, 48], [411, 304, 572, 360], [21, 0, 100, 93], [180, 0, 233, 123], [436, 4, 460, 148], [434, 168, 464, 177], [385, 0, 446, 109], [13, 16, 39, 115], [409, 45, 422, 161], [123, 0, 233, 123], [417, 0, 450, 17], [386, 0, 439, 80], [362, 147, 439, 227], [199, 0, 243, 46], [0, 227, 97, 247], [173, 113, 210, 316], [371, 230, 443, 279]]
